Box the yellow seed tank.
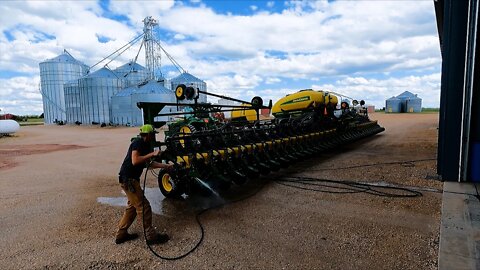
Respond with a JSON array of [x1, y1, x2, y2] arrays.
[[272, 89, 338, 116]]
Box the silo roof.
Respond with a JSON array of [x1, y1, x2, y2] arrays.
[[84, 67, 119, 79], [114, 86, 137, 97], [386, 96, 401, 101], [134, 80, 171, 94], [42, 52, 86, 65], [115, 62, 146, 72], [396, 91, 416, 99], [170, 72, 204, 83]]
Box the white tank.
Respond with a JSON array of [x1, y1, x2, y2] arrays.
[[0, 120, 20, 134]]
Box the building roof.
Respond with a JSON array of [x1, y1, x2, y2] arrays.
[[396, 91, 417, 99], [134, 80, 171, 95], [114, 62, 146, 73], [42, 51, 86, 66], [170, 72, 205, 83], [84, 67, 120, 79], [114, 86, 138, 97]]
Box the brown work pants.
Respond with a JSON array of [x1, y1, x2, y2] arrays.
[[116, 179, 156, 240]]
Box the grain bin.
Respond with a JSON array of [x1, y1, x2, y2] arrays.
[[406, 95, 422, 113], [385, 97, 402, 113], [39, 51, 88, 124], [131, 79, 175, 126], [64, 80, 82, 124], [111, 85, 138, 126], [170, 72, 207, 103], [114, 61, 149, 87], [78, 67, 127, 125]]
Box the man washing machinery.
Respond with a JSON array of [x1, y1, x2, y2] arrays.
[[115, 124, 174, 245]]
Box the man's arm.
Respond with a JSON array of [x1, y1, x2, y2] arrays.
[[131, 149, 159, 166], [150, 161, 174, 170], [132, 150, 174, 170]]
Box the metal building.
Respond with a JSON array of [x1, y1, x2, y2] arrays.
[[435, 0, 480, 182], [111, 85, 138, 126], [131, 80, 175, 126], [78, 67, 127, 125], [406, 95, 422, 113], [385, 97, 402, 113], [64, 80, 82, 124], [114, 61, 149, 87], [385, 91, 422, 113], [39, 50, 88, 124], [170, 72, 207, 103], [396, 91, 416, 100]]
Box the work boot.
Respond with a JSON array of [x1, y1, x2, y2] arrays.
[[115, 233, 139, 244], [146, 233, 170, 245]]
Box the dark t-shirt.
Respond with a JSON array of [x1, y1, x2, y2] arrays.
[[119, 138, 151, 182]]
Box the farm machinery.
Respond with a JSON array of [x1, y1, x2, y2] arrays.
[[138, 84, 385, 198]]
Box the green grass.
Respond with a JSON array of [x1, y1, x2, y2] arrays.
[[18, 118, 44, 126], [421, 108, 440, 113], [26, 118, 44, 123]]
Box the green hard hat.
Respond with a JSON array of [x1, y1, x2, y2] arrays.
[[139, 124, 158, 134]]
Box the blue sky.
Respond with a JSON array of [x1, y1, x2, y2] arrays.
[[0, 0, 441, 115]]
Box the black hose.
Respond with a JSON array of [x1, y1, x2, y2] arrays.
[[286, 158, 437, 174], [140, 156, 428, 260], [273, 176, 422, 198], [141, 161, 204, 260], [141, 160, 267, 260]]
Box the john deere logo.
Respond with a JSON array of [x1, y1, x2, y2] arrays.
[[282, 96, 310, 105]]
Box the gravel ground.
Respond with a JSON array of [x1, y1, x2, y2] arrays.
[[0, 113, 441, 269]]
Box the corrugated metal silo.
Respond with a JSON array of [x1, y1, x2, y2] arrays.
[[406, 95, 422, 113], [386, 97, 402, 113], [39, 51, 88, 124], [114, 61, 149, 87], [396, 91, 416, 100], [64, 80, 82, 124], [111, 85, 138, 126], [170, 72, 207, 103], [131, 80, 175, 126], [78, 67, 127, 125]]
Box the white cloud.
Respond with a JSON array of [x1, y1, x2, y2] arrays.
[[0, 76, 42, 115], [266, 77, 281, 84], [250, 5, 258, 11], [312, 73, 441, 108], [107, 1, 175, 27], [173, 33, 186, 40], [0, 0, 441, 115]]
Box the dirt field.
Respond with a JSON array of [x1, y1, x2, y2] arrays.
[[0, 113, 442, 269]]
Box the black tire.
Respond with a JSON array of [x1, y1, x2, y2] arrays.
[[175, 84, 186, 100], [185, 86, 197, 100], [158, 170, 184, 198], [251, 96, 263, 107]]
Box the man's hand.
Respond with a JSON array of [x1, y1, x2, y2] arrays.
[[165, 163, 174, 171], [152, 149, 161, 157]]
